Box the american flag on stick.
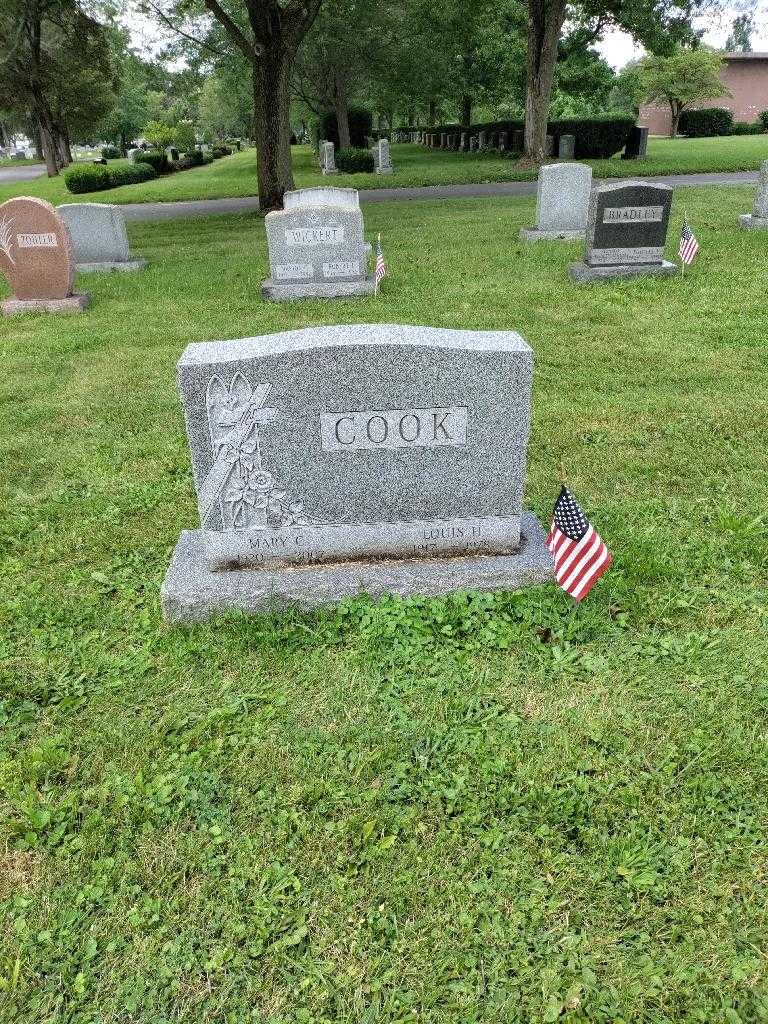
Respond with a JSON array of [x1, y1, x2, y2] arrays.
[[678, 216, 700, 267], [547, 486, 612, 601], [374, 232, 387, 294]]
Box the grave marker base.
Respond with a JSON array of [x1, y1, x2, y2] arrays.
[[261, 275, 376, 301], [568, 260, 678, 283], [161, 511, 554, 622], [76, 259, 147, 273], [2, 293, 90, 315], [519, 228, 585, 242], [738, 214, 768, 231]]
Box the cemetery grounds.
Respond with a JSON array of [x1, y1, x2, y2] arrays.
[[1, 182, 768, 1022]]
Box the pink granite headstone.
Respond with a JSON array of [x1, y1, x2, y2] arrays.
[[0, 197, 89, 314]]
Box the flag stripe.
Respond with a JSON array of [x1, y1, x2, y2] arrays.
[[571, 548, 612, 600], [546, 486, 612, 601]]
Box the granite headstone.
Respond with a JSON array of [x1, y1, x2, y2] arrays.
[[0, 197, 89, 315], [262, 187, 374, 300], [558, 134, 575, 159], [57, 203, 146, 272], [321, 141, 337, 174], [372, 138, 393, 174], [520, 162, 592, 241], [569, 180, 678, 282], [739, 161, 768, 230], [161, 324, 553, 620]]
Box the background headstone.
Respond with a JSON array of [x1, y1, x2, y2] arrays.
[[262, 187, 374, 300], [739, 161, 768, 230], [520, 162, 592, 241], [558, 134, 575, 159], [162, 324, 553, 621], [569, 180, 678, 282], [0, 197, 89, 315], [373, 138, 393, 174], [57, 203, 146, 272], [622, 125, 649, 160], [321, 141, 337, 175]]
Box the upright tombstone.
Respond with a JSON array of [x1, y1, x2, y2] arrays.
[[262, 187, 374, 301], [0, 197, 89, 315], [57, 203, 146, 273], [478, 130, 487, 150], [520, 163, 592, 241], [498, 131, 509, 151], [622, 125, 649, 160], [739, 161, 768, 230], [321, 141, 337, 175], [161, 324, 553, 621], [569, 181, 678, 282], [372, 138, 393, 174], [558, 134, 575, 159]]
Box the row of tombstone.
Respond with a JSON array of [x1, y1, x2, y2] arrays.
[[396, 126, 650, 161], [317, 139, 393, 176]]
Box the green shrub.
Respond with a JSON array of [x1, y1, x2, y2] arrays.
[[212, 145, 232, 158], [314, 107, 373, 151], [336, 147, 375, 173], [107, 162, 157, 187], [730, 121, 765, 135], [133, 148, 168, 173], [63, 163, 111, 194], [101, 145, 120, 160], [679, 108, 733, 137], [757, 111, 768, 131]]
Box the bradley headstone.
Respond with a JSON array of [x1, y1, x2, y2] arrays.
[[520, 162, 592, 241], [372, 138, 393, 174], [739, 161, 768, 230], [569, 180, 678, 282], [161, 324, 553, 621], [0, 197, 89, 315], [262, 187, 374, 301], [58, 203, 146, 272]]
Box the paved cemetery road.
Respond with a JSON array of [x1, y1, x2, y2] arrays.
[[118, 170, 759, 222], [0, 163, 46, 183]]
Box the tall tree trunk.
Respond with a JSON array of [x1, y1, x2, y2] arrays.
[[428, 99, 437, 126], [333, 71, 350, 149], [669, 100, 681, 137], [524, 0, 566, 161], [252, 50, 294, 212], [34, 108, 60, 176], [461, 93, 472, 126]]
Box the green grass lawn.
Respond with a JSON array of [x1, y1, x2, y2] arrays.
[[2, 185, 768, 1022], [3, 136, 768, 208]]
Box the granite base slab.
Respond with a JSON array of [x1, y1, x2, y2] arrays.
[[519, 227, 585, 242], [738, 214, 768, 231], [261, 276, 376, 301], [568, 260, 678, 283], [161, 511, 554, 623], [2, 293, 90, 315], [375, 168, 393, 175], [76, 259, 147, 273]]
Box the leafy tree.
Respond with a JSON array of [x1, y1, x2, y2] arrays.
[[199, 56, 253, 141], [142, 119, 177, 148], [726, 12, 753, 52], [634, 46, 729, 136]]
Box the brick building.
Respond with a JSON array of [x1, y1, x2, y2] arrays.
[[640, 52, 768, 135]]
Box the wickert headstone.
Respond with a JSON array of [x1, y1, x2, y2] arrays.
[[161, 324, 553, 621], [262, 187, 374, 301], [558, 134, 575, 159], [0, 197, 89, 315], [321, 141, 337, 175], [372, 138, 393, 174], [739, 161, 768, 230], [520, 162, 592, 241], [57, 203, 146, 272], [569, 180, 678, 282]]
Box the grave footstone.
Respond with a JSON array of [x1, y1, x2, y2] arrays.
[[558, 134, 575, 159], [372, 138, 393, 174], [520, 162, 592, 241], [58, 203, 146, 273], [161, 324, 553, 621], [262, 187, 374, 301], [321, 141, 337, 175], [739, 161, 768, 230], [569, 180, 678, 282], [0, 197, 89, 315], [622, 125, 648, 160]]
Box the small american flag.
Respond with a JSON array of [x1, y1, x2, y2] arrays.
[[547, 487, 612, 601], [678, 218, 700, 265], [374, 233, 386, 293]]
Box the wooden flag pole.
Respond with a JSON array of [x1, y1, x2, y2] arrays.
[[558, 458, 568, 488]]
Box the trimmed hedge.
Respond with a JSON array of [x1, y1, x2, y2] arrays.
[[413, 116, 634, 158], [101, 145, 120, 160], [64, 161, 157, 194], [679, 108, 733, 137], [336, 147, 374, 173], [315, 107, 373, 150], [730, 121, 765, 135], [132, 148, 168, 173]]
